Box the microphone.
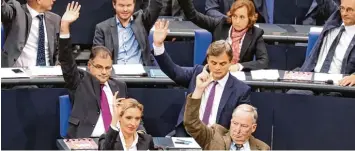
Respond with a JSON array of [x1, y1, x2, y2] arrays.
[[277, 78, 334, 85]]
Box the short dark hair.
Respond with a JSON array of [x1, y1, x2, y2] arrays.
[[206, 40, 233, 61], [112, 0, 136, 5], [89, 46, 112, 60]]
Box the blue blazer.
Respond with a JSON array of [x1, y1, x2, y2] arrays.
[[301, 10, 355, 75], [155, 51, 251, 129]]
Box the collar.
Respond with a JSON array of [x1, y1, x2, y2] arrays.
[[102, 81, 110, 88], [116, 16, 134, 26], [26, 4, 44, 19], [231, 140, 250, 150], [343, 23, 355, 33], [215, 72, 229, 88], [119, 130, 139, 150]]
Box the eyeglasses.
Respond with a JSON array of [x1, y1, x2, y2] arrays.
[[231, 14, 247, 20], [89, 62, 112, 72], [340, 6, 354, 13]]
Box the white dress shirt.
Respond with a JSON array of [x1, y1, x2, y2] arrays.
[[14, 4, 50, 67], [226, 26, 246, 71], [91, 81, 118, 137], [314, 24, 355, 74], [119, 130, 139, 151], [153, 43, 229, 126], [230, 140, 251, 151]]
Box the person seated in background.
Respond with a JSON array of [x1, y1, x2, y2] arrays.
[[303, 0, 339, 26], [99, 96, 155, 150], [152, 19, 251, 137], [177, 0, 269, 72], [289, 0, 355, 96], [92, 0, 162, 66], [1, 0, 61, 67], [205, 0, 268, 23], [59, 2, 146, 138], [184, 72, 270, 150]]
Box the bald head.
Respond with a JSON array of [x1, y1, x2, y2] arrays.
[[232, 104, 258, 123]]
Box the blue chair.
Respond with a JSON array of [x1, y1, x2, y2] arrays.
[[306, 27, 323, 57], [194, 29, 212, 65], [59, 95, 72, 138], [1, 23, 4, 50]]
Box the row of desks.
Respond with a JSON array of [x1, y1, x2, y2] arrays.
[[2, 68, 354, 93], [153, 21, 315, 42]]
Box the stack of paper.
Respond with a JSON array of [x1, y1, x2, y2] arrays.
[[314, 73, 343, 85], [251, 69, 279, 80], [230, 71, 246, 81], [28, 66, 63, 76], [113, 64, 146, 76], [0, 68, 30, 78]]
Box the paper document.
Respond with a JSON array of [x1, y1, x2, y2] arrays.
[[150, 69, 168, 78], [171, 137, 201, 149], [251, 70, 279, 80], [28, 66, 63, 76], [314, 73, 343, 85], [230, 71, 246, 81], [113, 64, 146, 76], [0, 68, 30, 78]]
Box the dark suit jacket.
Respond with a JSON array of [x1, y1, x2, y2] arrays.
[[1, 0, 61, 67], [98, 127, 155, 150], [205, 0, 268, 23], [59, 38, 146, 138], [184, 94, 270, 150], [92, 0, 162, 66], [302, 0, 338, 25], [301, 10, 355, 75], [154, 51, 251, 131], [178, 0, 268, 71]]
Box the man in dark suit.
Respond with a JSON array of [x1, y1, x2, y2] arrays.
[[289, 0, 355, 95], [1, 0, 60, 67], [59, 2, 145, 138], [205, 0, 268, 23], [184, 75, 269, 150], [152, 20, 251, 137], [92, 0, 162, 66]]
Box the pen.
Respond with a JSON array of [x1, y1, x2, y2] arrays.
[[176, 139, 192, 143]]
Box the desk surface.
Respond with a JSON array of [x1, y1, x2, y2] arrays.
[[159, 21, 315, 42], [2, 68, 354, 93]]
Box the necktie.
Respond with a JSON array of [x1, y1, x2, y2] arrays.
[[36, 14, 46, 66], [320, 26, 345, 73], [235, 144, 243, 150], [100, 84, 112, 132], [202, 81, 218, 125]]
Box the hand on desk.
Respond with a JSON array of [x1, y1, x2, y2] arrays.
[[339, 74, 355, 87]]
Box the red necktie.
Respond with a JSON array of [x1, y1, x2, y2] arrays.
[[100, 84, 112, 132]]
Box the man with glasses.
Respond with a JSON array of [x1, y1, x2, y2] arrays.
[[59, 2, 145, 138], [289, 0, 355, 96]]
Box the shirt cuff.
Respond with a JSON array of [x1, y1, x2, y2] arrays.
[[60, 34, 70, 39], [152, 43, 165, 56], [238, 63, 244, 71], [110, 124, 119, 131]]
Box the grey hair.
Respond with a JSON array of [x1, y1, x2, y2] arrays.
[[232, 104, 258, 123]]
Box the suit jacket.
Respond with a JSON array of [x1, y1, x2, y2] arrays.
[[59, 37, 146, 138], [302, 0, 338, 25], [205, 0, 268, 23], [98, 127, 155, 150], [92, 0, 162, 66], [178, 0, 268, 71], [154, 51, 251, 131], [1, 0, 60, 67], [184, 94, 270, 150], [301, 10, 355, 75]]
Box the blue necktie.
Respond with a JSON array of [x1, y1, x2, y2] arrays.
[[36, 14, 46, 66], [320, 26, 345, 73]]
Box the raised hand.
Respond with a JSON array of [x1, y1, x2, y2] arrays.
[[153, 19, 169, 47], [61, 1, 81, 24], [111, 91, 125, 127], [196, 65, 214, 90]]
